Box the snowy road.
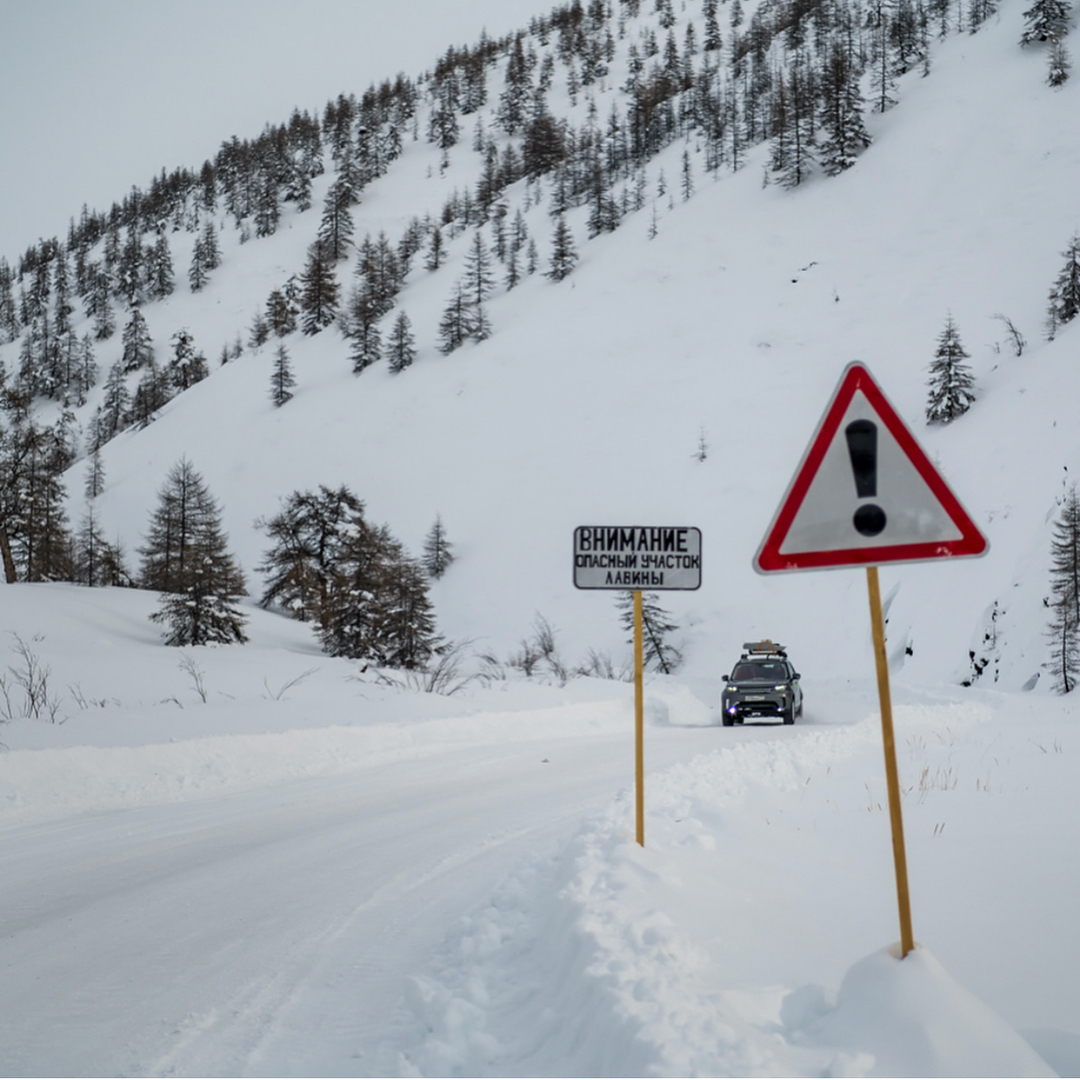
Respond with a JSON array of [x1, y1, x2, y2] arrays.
[[0, 721, 724, 1077]]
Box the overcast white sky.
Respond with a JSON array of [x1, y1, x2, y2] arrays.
[[0, 0, 547, 261]]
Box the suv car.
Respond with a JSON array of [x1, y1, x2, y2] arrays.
[[721, 641, 802, 726]]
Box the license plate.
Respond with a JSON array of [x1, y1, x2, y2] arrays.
[[744, 695, 767, 701]]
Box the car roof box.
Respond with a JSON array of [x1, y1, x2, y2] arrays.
[[741, 640, 787, 658]]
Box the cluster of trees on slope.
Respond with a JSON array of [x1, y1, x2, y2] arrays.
[[255, 485, 442, 667], [234, 0, 1077, 373], [3, 0, 1064, 440], [1, 0, 1025, 394], [0, 246, 216, 445], [0, 425, 449, 663]]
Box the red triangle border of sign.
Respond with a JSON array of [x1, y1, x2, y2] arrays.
[[755, 363, 988, 572]]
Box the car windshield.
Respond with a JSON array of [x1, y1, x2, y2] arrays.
[[731, 661, 786, 681]]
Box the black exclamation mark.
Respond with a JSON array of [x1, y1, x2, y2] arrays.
[[845, 419, 887, 537]]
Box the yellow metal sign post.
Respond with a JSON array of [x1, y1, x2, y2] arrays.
[[866, 565, 915, 957], [633, 589, 645, 847]]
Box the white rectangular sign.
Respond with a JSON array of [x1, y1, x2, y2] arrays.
[[573, 526, 702, 590]]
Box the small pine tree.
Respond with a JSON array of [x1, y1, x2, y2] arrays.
[[318, 176, 355, 261], [189, 235, 210, 292], [926, 315, 976, 423], [85, 446, 105, 499], [1047, 486, 1080, 693], [120, 307, 153, 372], [376, 553, 442, 670], [1048, 39, 1071, 85], [249, 310, 271, 350], [299, 241, 340, 335], [266, 288, 298, 337], [546, 216, 578, 281], [425, 226, 447, 271], [1047, 234, 1080, 337], [90, 271, 116, 340], [145, 232, 174, 301], [422, 515, 455, 578], [270, 343, 295, 406], [387, 311, 416, 373], [200, 218, 221, 270], [169, 329, 208, 391], [819, 44, 872, 176], [438, 281, 472, 354], [127, 359, 173, 429], [143, 459, 247, 646], [462, 231, 496, 308], [73, 504, 128, 587], [98, 363, 131, 443], [349, 318, 382, 374], [680, 149, 694, 202], [615, 591, 683, 674]]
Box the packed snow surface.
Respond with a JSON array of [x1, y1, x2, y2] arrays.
[[0, 584, 1074, 1076], [1, 0, 1079, 1074]]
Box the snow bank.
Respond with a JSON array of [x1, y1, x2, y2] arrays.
[[785, 944, 1054, 1077], [407, 698, 1066, 1076]]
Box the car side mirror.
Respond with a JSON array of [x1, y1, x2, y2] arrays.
[[721, 674, 730, 681], [793, 672, 801, 680]]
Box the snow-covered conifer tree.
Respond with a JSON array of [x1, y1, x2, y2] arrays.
[[270, 343, 295, 406], [256, 485, 365, 626], [169, 329, 208, 391], [1021, 0, 1073, 43], [422, 515, 455, 578], [819, 43, 872, 176], [546, 217, 578, 281], [85, 446, 105, 499], [145, 232, 174, 301], [387, 311, 416, 373], [438, 281, 472, 354], [120, 307, 153, 372], [1048, 38, 1071, 85], [926, 315, 976, 422], [142, 459, 247, 646], [1047, 486, 1080, 692], [299, 241, 340, 334], [1047, 234, 1080, 337]]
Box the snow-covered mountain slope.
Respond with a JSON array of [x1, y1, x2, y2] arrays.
[[1, 3, 1080, 1074], [2, 0, 1072, 692]]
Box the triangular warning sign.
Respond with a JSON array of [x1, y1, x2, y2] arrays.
[[754, 363, 988, 573]]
